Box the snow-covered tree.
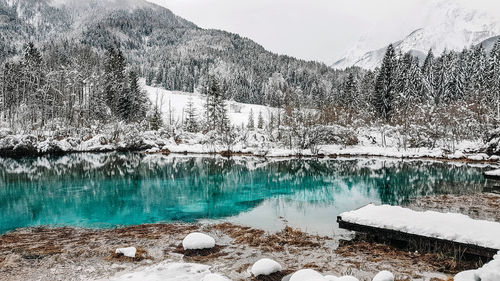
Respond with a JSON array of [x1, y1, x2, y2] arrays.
[[247, 109, 255, 129], [185, 95, 198, 132], [257, 110, 264, 129], [374, 44, 397, 122]]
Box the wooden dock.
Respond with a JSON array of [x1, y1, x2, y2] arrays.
[[337, 203, 500, 260], [337, 216, 498, 258]]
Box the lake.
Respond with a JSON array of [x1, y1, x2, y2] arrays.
[[0, 153, 494, 235]]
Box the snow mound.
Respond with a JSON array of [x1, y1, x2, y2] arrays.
[[201, 273, 231, 281], [115, 247, 136, 258], [108, 262, 211, 281], [455, 252, 500, 281], [251, 258, 282, 276], [290, 269, 326, 281], [289, 269, 358, 281], [182, 232, 216, 250], [340, 204, 500, 249], [467, 153, 489, 161], [372, 271, 394, 281], [337, 276, 359, 281]]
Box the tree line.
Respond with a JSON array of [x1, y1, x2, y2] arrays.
[[0, 42, 148, 132], [1, 39, 499, 152]]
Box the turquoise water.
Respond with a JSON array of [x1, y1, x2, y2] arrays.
[[0, 153, 494, 235]]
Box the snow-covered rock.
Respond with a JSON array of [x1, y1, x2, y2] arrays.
[[251, 258, 282, 276], [324, 276, 339, 281], [289, 269, 325, 281], [115, 247, 136, 258], [336, 276, 359, 281], [372, 271, 394, 281], [455, 252, 500, 281], [182, 232, 216, 250], [201, 273, 231, 281]]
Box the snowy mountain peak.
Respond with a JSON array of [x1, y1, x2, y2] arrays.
[[333, 0, 500, 70]]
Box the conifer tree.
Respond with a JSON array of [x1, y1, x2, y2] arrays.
[[204, 75, 227, 132], [185, 95, 198, 132], [149, 104, 163, 130], [374, 44, 397, 122], [146, 70, 154, 86], [155, 67, 164, 86], [257, 110, 264, 129], [128, 71, 147, 121], [489, 39, 500, 120], [422, 49, 435, 99], [341, 73, 357, 107], [104, 46, 126, 115], [247, 109, 255, 129]]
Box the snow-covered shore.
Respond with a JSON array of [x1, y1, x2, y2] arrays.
[[0, 127, 497, 164], [3, 128, 497, 164]]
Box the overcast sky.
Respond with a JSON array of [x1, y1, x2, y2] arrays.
[[147, 0, 500, 64]]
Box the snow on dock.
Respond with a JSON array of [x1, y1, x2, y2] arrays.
[[484, 168, 500, 179], [338, 204, 500, 258]]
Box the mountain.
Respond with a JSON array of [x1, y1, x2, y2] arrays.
[[0, 0, 341, 106], [332, 0, 500, 70]]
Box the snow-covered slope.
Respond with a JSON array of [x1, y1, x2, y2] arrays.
[[333, 0, 500, 70], [143, 80, 276, 128]]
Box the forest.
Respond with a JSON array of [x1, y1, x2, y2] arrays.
[[0, 39, 499, 153], [0, 0, 500, 153]]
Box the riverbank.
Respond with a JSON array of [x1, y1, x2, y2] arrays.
[[2, 193, 499, 281]]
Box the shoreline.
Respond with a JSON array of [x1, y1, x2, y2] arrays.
[[1, 193, 499, 281], [1, 144, 500, 168]]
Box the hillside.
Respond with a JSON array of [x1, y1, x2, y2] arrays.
[[0, 0, 342, 105]]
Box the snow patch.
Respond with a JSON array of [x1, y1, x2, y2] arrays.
[[372, 271, 394, 281], [115, 247, 136, 258], [290, 269, 325, 281], [455, 252, 500, 281], [201, 273, 232, 281], [336, 276, 359, 281], [106, 262, 211, 281]]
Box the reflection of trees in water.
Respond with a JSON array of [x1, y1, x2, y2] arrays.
[[0, 154, 492, 232]]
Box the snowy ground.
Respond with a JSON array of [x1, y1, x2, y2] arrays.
[[144, 80, 275, 128]]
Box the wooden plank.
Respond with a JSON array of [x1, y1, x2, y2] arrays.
[[337, 216, 498, 259]]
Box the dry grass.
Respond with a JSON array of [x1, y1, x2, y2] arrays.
[[0, 221, 462, 281], [336, 239, 480, 274], [210, 223, 323, 252]]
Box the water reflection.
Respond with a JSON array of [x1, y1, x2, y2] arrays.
[[0, 153, 493, 235]]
